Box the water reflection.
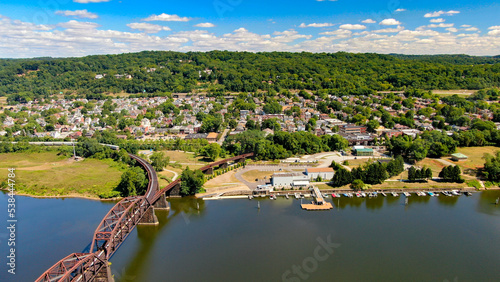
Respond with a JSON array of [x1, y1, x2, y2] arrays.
[[476, 190, 500, 216]]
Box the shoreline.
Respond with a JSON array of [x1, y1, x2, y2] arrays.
[[0, 189, 121, 201], [4, 186, 499, 201]]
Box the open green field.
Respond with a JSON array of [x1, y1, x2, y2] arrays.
[[445, 146, 500, 170], [161, 150, 213, 165], [432, 89, 476, 98], [241, 170, 274, 183], [0, 152, 125, 198]]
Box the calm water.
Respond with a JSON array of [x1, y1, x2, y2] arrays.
[[1, 191, 500, 282]]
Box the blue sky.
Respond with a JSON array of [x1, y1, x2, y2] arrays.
[[0, 0, 499, 58]]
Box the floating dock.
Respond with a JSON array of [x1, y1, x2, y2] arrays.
[[301, 187, 333, 211]]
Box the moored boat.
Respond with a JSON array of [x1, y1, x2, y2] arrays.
[[392, 192, 399, 197], [404, 192, 411, 197]]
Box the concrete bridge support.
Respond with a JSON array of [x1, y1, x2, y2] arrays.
[[204, 167, 214, 174], [219, 162, 228, 169], [138, 206, 159, 225], [153, 194, 170, 210]]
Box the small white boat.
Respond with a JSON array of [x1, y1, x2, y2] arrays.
[[392, 192, 399, 197], [285, 194, 289, 199], [294, 193, 300, 199], [404, 192, 411, 197], [347, 193, 354, 198], [323, 194, 329, 198], [361, 193, 367, 197], [248, 195, 253, 200], [381, 192, 387, 197], [451, 190, 461, 196], [356, 192, 362, 198]]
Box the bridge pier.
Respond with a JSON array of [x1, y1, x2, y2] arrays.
[[153, 194, 170, 210], [95, 261, 114, 282], [138, 206, 159, 225], [204, 167, 214, 174], [219, 162, 228, 169]]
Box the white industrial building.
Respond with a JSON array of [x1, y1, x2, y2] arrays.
[[305, 167, 335, 181], [271, 173, 310, 187]]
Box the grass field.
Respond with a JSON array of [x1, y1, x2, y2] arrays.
[[0, 152, 125, 198], [445, 146, 500, 170], [162, 150, 213, 165], [433, 89, 476, 98], [241, 170, 275, 182]]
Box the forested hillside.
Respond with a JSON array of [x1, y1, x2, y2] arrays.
[[1, 51, 500, 103]]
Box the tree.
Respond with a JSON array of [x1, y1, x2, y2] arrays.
[[408, 166, 416, 182], [199, 143, 221, 161], [350, 179, 365, 191], [180, 167, 206, 196], [116, 167, 148, 197], [150, 151, 169, 172], [331, 168, 352, 187], [483, 151, 500, 181]]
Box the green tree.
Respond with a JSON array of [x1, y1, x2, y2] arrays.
[[350, 179, 365, 191], [116, 166, 148, 197], [150, 151, 169, 172], [199, 143, 221, 161], [180, 167, 206, 196]]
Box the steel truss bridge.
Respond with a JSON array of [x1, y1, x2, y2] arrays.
[[36, 151, 253, 282]]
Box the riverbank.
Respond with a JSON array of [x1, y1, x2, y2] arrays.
[[0, 189, 121, 201]]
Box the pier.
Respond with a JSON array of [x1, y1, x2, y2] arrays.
[[301, 187, 333, 211]]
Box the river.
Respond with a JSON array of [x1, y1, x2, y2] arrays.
[[1, 191, 500, 282]]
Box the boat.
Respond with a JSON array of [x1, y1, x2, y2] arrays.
[[347, 193, 354, 198], [381, 192, 387, 197], [323, 193, 329, 198], [403, 192, 411, 197], [361, 192, 367, 197], [373, 192, 378, 197], [333, 193, 341, 198], [294, 193, 300, 199], [343, 193, 349, 197], [451, 190, 461, 196], [248, 195, 253, 200], [427, 192, 435, 197], [331, 193, 337, 198], [417, 191, 426, 196], [356, 192, 362, 198], [270, 194, 276, 200], [391, 192, 399, 197], [285, 194, 289, 199], [464, 191, 472, 196], [442, 191, 452, 197]]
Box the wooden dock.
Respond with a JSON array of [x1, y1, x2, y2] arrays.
[[301, 202, 333, 210], [301, 186, 333, 211]]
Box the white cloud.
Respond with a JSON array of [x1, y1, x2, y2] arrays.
[[58, 20, 100, 29], [428, 23, 454, 28], [73, 0, 110, 3], [395, 9, 406, 12], [488, 29, 500, 36], [127, 23, 170, 33], [362, 19, 376, 24], [424, 10, 460, 18], [339, 24, 366, 30], [461, 24, 472, 28], [143, 13, 190, 22], [430, 18, 445, 23], [464, 27, 479, 31], [379, 18, 401, 26], [299, 22, 334, 28], [194, 23, 215, 28], [373, 26, 404, 33], [1, 14, 500, 58], [55, 9, 98, 19]]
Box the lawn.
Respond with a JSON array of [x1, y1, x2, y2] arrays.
[[241, 170, 275, 182], [445, 146, 500, 171], [161, 150, 213, 165], [345, 158, 376, 168], [0, 152, 125, 198]]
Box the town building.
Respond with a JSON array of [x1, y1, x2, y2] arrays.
[[271, 173, 310, 187], [305, 167, 335, 181]]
